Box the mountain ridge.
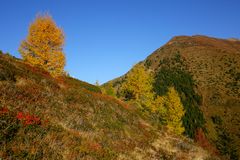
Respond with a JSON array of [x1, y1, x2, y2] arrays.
[[106, 35, 240, 159]]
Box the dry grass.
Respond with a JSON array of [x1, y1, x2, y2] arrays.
[[0, 53, 216, 159], [109, 35, 240, 159]]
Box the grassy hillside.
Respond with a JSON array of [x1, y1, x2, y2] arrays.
[[0, 52, 214, 159], [107, 35, 240, 159]]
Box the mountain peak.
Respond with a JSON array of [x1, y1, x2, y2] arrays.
[[108, 35, 240, 159]]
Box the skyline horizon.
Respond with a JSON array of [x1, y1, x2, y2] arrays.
[[2, 33, 239, 85], [1, 0, 239, 84]]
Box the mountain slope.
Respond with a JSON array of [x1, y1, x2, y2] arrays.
[[108, 35, 240, 159], [0, 52, 214, 159]]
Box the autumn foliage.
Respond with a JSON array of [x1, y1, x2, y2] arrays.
[[153, 87, 185, 135], [119, 64, 185, 135], [16, 112, 41, 126], [19, 14, 65, 76], [120, 64, 154, 108], [195, 128, 219, 155]]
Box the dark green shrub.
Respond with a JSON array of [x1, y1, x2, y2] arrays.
[[145, 59, 152, 68], [211, 116, 222, 125], [216, 127, 239, 160], [0, 108, 20, 144], [0, 59, 16, 81]]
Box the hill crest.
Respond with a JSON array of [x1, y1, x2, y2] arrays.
[[0, 51, 214, 159], [106, 35, 240, 159]]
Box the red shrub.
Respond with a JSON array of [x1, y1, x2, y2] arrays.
[[16, 112, 41, 126], [0, 107, 9, 114], [16, 112, 24, 120], [195, 128, 219, 155], [87, 142, 102, 152], [24, 63, 52, 79]]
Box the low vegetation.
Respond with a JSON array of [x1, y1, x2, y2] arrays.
[[0, 52, 214, 159], [107, 35, 240, 159]]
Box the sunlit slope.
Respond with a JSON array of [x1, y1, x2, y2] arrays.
[[108, 35, 240, 159], [145, 35, 240, 147], [0, 52, 213, 159]]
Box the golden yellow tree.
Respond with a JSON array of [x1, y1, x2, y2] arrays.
[[120, 64, 154, 108], [153, 87, 185, 135], [19, 14, 65, 76], [102, 82, 116, 97]]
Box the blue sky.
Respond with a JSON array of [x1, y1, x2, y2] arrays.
[[0, 0, 239, 84]]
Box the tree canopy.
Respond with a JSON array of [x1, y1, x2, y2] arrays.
[[153, 87, 185, 135], [120, 64, 154, 109], [19, 14, 65, 76]]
